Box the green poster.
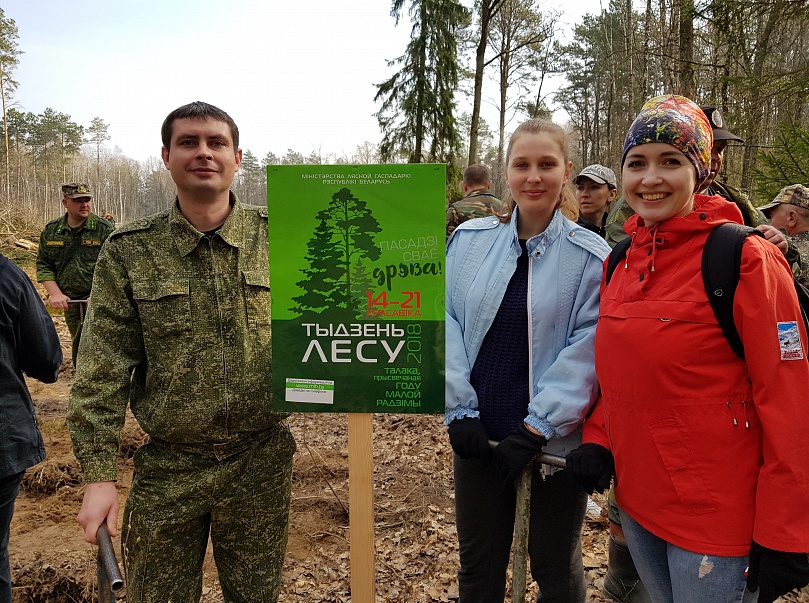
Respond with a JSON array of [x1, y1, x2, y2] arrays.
[[267, 164, 446, 414]]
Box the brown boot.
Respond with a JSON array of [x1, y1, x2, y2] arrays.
[[602, 535, 652, 603]]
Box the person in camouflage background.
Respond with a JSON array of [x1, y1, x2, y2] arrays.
[[760, 183, 809, 288], [36, 183, 114, 367], [446, 164, 505, 239], [67, 102, 296, 603]]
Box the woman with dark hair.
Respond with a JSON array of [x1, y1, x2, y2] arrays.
[[568, 95, 809, 603]]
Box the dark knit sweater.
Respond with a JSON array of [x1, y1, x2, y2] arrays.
[[469, 240, 530, 441]]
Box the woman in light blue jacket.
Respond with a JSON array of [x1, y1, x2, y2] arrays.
[[445, 118, 610, 603]]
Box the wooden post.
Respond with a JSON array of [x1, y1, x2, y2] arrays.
[[348, 412, 375, 602], [511, 465, 532, 603]]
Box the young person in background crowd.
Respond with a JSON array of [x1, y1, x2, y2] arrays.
[[574, 164, 618, 238]]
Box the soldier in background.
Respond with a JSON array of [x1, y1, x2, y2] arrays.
[[446, 164, 505, 239], [0, 253, 62, 603], [36, 183, 114, 367], [67, 102, 295, 603], [760, 183, 809, 288]]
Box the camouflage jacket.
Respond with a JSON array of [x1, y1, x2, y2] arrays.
[[604, 197, 634, 249], [704, 181, 766, 227], [36, 213, 115, 299], [67, 195, 282, 482], [792, 231, 809, 289], [446, 190, 505, 239]]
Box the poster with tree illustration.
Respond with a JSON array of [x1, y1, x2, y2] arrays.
[[267, 164, 445, 413]]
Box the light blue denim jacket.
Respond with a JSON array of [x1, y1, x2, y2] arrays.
[[445, 207, 610, 459]]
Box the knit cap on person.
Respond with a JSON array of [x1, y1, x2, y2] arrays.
[[622, 95, 713, 188]]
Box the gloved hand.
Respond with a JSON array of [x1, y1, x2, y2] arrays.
[[747, 541, 809, 603], [492, 424, 547, 486], [447, 417, 492, 462], [565, 443, 614, 494]]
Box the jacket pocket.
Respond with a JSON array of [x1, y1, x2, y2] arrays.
[[242, 270, 271, 327], [131, 278, 192, 339], [647, 417, 718, 514]]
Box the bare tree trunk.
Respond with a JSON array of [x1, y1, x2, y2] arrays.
[[469, 0, 502, 166], [0, 64, 9, 198], [677, 0, 695, 98]]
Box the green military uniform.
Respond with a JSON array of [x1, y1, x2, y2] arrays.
[[446, 190, 506, 239], [67, 194, 295, 603], [604, 197, 634, 249], [36, 212, 115, 366]]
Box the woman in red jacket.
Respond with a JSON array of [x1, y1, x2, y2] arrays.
[[567, 95, 809, 603]]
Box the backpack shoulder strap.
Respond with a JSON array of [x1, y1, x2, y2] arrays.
[[793, 279, 809, 338], [606, 237, 632, 284], [702, 222, 761, 359]]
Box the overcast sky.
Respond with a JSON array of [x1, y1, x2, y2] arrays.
[[4, 0, 606, 163]]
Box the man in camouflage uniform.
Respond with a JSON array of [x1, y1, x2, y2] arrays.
[[67, 102, 295, 603], [36, 183, 114, 366], [446, 164, 505, 239], [760, 183, 809, 288]]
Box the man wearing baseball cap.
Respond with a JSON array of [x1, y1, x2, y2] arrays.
[[760, 184, 809, 288], [36, 183, 114, 367]]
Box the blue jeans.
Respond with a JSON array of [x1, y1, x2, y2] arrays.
[[621, 512, 757, 603], [0, 472, 24, 603]]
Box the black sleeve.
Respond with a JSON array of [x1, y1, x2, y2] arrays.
[[16, 267, 62, 383]]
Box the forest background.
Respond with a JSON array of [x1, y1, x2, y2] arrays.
[[0, 0, 808, 231]]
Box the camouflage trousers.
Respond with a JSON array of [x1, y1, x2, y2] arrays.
[[64, 301, 87, 368], [121, 423, 296, 603]]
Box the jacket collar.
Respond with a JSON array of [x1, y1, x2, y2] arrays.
[[509, 205, 565, 255], [171, 191, 245, 257], [54, 213, 101, 233], [624, 194, 744, 239]]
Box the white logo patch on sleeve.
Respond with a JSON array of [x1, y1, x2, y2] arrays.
[[777, 321, 804, 360]]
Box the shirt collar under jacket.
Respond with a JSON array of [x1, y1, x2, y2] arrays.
[[510, 205, 566, 257], [171, 191, 245, 257]]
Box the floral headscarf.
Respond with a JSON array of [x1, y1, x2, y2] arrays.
[[622, 95, 713, 187]]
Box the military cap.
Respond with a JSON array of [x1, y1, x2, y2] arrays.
[[62, 182, 93, 199], [700, 106, 744, 143], [759, 184, 809, 216], [573, 164, 617, 189]]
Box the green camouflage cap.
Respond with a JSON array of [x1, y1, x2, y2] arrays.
[[62, 182, 93, 199], [759, 184, 809, 216]]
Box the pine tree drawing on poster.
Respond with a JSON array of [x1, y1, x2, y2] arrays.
[[291, 187, 382, 320]]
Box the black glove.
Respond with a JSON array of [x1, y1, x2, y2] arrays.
[[447, 417, 493, 462], [492, 424, 547, 485], [565, 443, 614, 494], [747, 541, 809, 603]]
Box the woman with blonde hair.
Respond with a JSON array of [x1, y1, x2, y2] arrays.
[[445, 118, 610, 602]]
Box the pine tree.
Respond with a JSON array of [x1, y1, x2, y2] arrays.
[[0, 8, 21, 197], [291, 188, 382, 320], [374, 0, 469, 164]]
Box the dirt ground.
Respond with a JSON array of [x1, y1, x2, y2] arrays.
[[8, 246, 809, 602]]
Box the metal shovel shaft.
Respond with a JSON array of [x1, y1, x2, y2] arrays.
[[97, 521, 124, 598]]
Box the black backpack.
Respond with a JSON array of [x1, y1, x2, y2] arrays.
[[606, 222, 809, 360]]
